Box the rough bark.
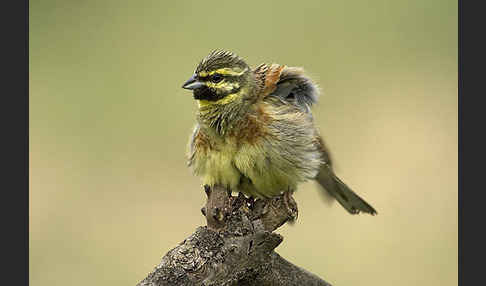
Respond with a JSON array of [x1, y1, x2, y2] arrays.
[[137, 185, 332, 286]]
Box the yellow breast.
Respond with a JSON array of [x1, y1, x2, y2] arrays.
[[192, 136, 298, 198], [192, 136, 241, 190]]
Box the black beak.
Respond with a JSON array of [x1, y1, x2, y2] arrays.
[[182, 74, 204, 90]]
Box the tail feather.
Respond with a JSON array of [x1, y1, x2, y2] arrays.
[[315, 165, 377, 215]]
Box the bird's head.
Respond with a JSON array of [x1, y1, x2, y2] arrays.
[[182, 50, 254, 107]]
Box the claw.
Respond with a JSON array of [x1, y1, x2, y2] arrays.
[[232, 192, 246, 208], [247, 197, 255, 209], [237, 192, 246, 201], [283, 191, 298, 221]]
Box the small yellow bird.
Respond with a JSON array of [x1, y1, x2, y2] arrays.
[[182, 50, 377, 216]]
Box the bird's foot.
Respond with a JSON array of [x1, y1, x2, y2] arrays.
[[230, 192, 247, 209], [282, 190, 298, 222], [246, 196, 255, 210], [201, 185, 299, 232]]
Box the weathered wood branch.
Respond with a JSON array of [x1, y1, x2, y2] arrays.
[[137, 185, 332, 286]]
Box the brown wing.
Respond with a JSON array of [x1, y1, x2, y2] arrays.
[[253, 63, 286, 98], [253, 64, 319, 113]]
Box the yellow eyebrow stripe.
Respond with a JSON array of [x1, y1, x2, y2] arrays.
[[199, 67, 248, 77]]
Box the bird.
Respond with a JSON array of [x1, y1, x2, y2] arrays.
[[181, 50, 377, 216]]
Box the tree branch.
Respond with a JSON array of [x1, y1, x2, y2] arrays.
[[137, 185, 332, 286]]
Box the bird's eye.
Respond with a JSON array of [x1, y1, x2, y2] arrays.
[[210, 74, 223, 83]]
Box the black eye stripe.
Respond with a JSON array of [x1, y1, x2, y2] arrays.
[[193, 84, 242, 102]]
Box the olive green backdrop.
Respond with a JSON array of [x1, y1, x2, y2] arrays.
[[30, 0, 457, 285]]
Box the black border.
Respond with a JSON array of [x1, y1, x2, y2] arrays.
[[2, 0, 29, 285], [459, 0, 483, 285]]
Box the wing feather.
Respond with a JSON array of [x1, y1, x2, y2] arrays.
[[267, 66, 320, 112]]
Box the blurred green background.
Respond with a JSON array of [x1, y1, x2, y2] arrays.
[[29, 0, 457, 285]]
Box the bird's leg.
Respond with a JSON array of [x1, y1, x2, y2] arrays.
[[231, 192, 247, 209], [283, 189, 298, 222], [246, 196, 255, 210]]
